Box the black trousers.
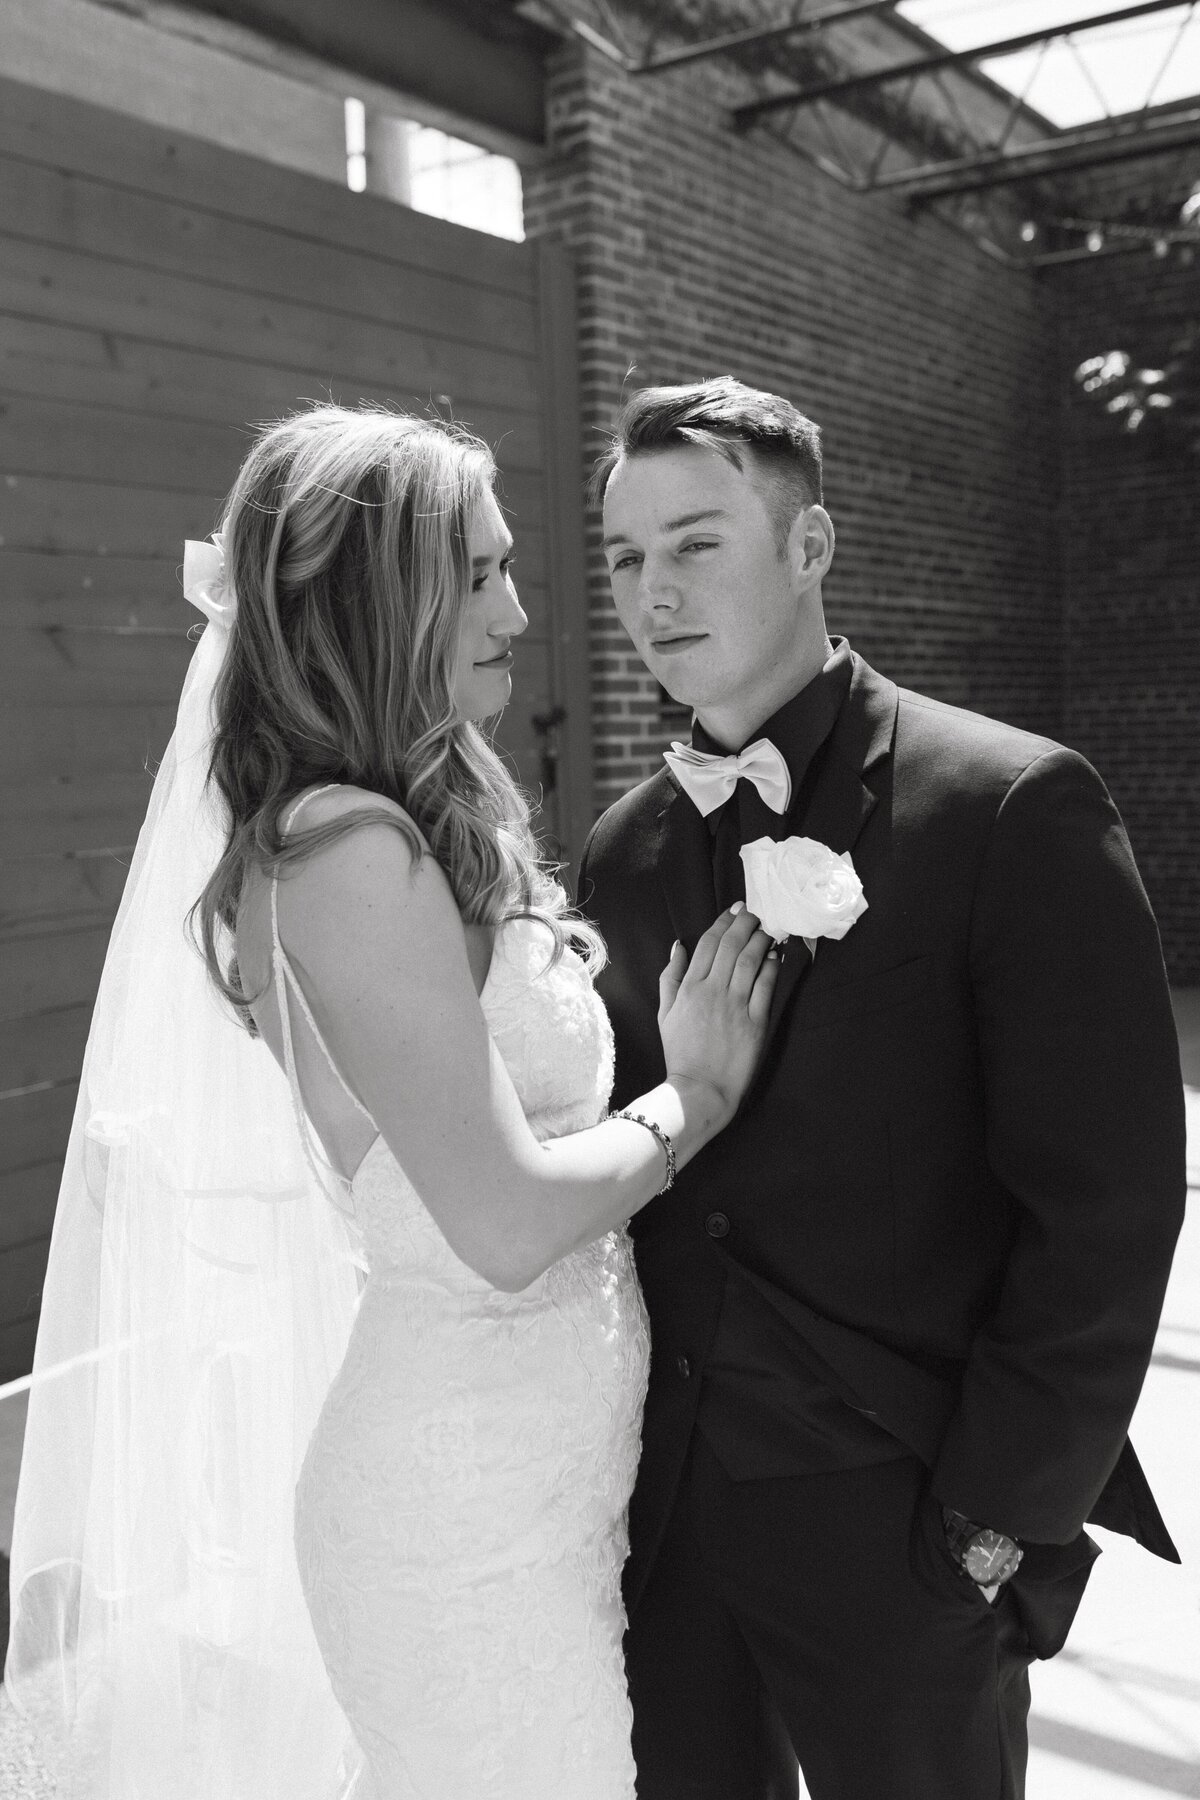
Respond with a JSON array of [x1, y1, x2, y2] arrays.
[[625, 1435, 1034, 1800]]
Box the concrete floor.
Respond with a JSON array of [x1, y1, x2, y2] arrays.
[[2, 995, 1198, 1796]]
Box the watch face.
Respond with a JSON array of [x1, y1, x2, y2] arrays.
[[963, 1530, 1022, 1586]]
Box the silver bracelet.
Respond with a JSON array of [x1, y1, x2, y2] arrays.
[[609, 1109, 676, 1194]]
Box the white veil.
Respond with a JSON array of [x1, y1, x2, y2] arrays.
[[5, 539, 366, 1798]]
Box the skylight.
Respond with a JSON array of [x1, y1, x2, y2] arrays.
[[896, 1, 1200, 129]]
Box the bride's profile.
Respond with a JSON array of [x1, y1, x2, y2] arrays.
[[6, 404, 777, 1798]]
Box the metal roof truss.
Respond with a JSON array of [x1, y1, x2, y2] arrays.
[[525, 0, 1200, 267]]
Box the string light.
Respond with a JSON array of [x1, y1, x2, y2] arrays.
[[1018, 182, 1200, 262]]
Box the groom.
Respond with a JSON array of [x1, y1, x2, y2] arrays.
[[578, 378, 1186, 1799]]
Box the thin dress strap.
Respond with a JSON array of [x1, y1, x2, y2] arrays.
[[272, 786, 374, 1210]]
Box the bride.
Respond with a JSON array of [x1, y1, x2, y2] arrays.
[[6, 405, 777, 1798]]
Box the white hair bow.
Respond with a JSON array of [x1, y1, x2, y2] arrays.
[[182, 530, 235, 627]]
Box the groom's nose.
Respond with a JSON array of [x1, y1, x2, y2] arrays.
[[637, 557, 680, 612]]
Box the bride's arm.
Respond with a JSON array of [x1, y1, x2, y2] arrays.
[[276, 814, 775, 1292]]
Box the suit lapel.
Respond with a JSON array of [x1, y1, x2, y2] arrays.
[[755, 657, 900, 1062], [652, 773, 720, 953]]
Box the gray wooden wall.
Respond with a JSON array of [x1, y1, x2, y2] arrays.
[[0, 76, 591, 1378]]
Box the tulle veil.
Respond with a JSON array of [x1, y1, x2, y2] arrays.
[[5, 543, 366, 1797]]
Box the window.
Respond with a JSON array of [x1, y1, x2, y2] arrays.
[[345, 100, 523, 241]]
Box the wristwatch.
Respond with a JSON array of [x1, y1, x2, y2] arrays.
[[940, 1506, 1024, 1588]]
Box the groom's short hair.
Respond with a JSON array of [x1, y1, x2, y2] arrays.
[[590, 377, 823, 548]]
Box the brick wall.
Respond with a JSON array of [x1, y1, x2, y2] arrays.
[[1048, 241, 1200, 983], [522, 33, 1061, 810]]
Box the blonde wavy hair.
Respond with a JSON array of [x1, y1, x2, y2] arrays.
[[195, 404, 603, 1014]]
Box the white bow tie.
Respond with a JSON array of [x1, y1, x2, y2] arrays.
[[663, 737, 792, 818]]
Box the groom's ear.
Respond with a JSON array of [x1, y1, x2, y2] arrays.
[[788, 504, 835, 591]]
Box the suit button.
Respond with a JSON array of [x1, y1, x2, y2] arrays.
[[676, 1354, 691, 1380], [705, 1212, 730, 1239]]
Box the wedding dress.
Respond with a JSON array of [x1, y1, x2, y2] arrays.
[[272, 794, 651, 1799], [8, 544, 647, 1799]]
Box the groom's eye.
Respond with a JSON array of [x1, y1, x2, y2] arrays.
[[679, 539, 718, 555], [610, 552, 642, 572]]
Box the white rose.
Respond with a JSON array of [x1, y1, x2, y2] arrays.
[[739, 836, 868, 944]]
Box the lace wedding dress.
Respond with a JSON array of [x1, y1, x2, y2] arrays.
[[271, 829, 650, 1799]]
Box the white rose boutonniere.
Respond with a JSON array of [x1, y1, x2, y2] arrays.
[[740, 836, 868, 946]]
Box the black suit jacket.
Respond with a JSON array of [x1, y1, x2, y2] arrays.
[[580, 651, 1186, 1615]]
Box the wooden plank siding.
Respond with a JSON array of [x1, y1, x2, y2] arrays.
[[0, 75, 592, 1378]]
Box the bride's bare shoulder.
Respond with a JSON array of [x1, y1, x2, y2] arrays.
[[238, 785, 455, 1009], [286, 782, 424, 844], [277, 785, 434, 883], [275, 786, 456, 953]]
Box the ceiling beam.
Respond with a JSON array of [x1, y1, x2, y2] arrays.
[[884, 103, 1200, 197], [535, 0, 900, 75], [732, 0, 1189, 126], [627, 0, 900, 75]]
